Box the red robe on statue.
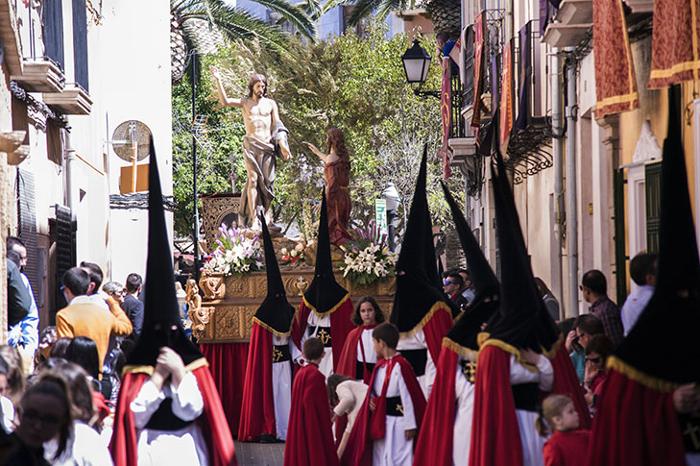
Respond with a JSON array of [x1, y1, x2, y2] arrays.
[[283, 363, 339, 466], [237, 322, 277, 440], [110, 363, 237, 466], [468, 342, 523, 466], [340, 355, 426, 466], [412, 342, 461, 466], [290, 295, 355, 370], [586, 365, 686, 466], [548, 341, 591, 428], [336, 324, 377, 384]]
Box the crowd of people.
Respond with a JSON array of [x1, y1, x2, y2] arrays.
[[1, 92, 699, 466]]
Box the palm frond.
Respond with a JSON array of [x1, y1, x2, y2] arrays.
[[207, 0, 315, 40], [346, 0, 406, 25]]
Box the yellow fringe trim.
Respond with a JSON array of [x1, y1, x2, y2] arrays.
[[607, 356, 678, 393], [650, 59, 700, 79], [122, 357, 209, 377], [477, 331, 490, 347], [480, 338, 538, 373], [302, 292, 351, 318], [596, 91, 639, 107], [252, 317, 291, 338], [442, 337, 478, 362], [398, 301, 453, 339]]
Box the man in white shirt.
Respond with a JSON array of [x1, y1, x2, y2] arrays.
[[621, 252, 657, 336]]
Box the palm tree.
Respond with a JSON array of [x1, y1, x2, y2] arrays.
[[337, 0, 460, 37], [170, 0, 316, 82]]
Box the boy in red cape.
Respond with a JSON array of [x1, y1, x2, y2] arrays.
[[238, 217, 295, 442], [390, 146, 454, 398], [587, 86, 700, 466], [109, 138, 236, 466], [291, 191, 354, 377], [341, 323, 426, 466], [284, 338, 339, 466], [412, 182, 501, 466]]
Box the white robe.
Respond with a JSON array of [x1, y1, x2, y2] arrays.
[[397, 330, 436, 398], [453, 359, 476, 466], [298, 312, 334, 377], [510, 355, 554, 466], [356, 328, 378, 367], [372, 356, 417, 466], [131, 372, 209, 466], [271, 333, 292, 440], [44, 421, 114, 466]]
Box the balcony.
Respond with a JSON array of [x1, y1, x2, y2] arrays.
[[542, 0, 592, 47], [43, 85, 92, 115], [11, 59, 65, 93]]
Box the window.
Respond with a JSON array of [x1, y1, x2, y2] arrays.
[[644, 162, 661, 253]]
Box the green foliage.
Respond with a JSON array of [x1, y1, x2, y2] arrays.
[[172, 23, 465, 241]]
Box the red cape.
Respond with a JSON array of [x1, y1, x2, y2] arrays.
[[548, 343, 591, 428], [468, 342, 523, 466], [283, 363, 339, 466], [544, 430, 590, 466], [340, 355, 426, 466], [237, 322, 278, 440], [413, 341, 460, 466], [291, 294, 355, 370], [414, 303, 453, 365], [336, 324, 376, 384], [110, 362, 237, 466], [586, 362, 686, 466]]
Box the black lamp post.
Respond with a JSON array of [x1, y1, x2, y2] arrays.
[[401, 39, 440, 99], [190, 52, 200, 282]]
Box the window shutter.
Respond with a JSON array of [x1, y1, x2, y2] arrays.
[[17, 170, 41, 306], [645, 162, 662, 254], [72, 0, 89, 91], [43, 0, 65, 70], [54, 204, 76, 315]]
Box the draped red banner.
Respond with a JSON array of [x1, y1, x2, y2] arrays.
[[440, 57, 453, 179], [471, 11, 486, 128], [592, 0, 639, 118], [499, 39, 514, 148], [649, 0, 700, 88]]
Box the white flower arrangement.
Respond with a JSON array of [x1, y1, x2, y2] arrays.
[[340, 240, 397, 287], [202, 225, 263, 276]]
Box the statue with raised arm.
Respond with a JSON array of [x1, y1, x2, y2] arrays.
[[304, 128, 352, 245], [211, 68, 292, 231]]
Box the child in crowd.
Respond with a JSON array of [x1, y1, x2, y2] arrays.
[[340, 322, 426, 466], [0, 375, 72, 466], [327, 374, 368, 457], [583, 334, 613, 416], [284, 338, 338, 466], [538, 394, 590, 466]]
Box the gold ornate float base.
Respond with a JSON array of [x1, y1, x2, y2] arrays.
[[196, 269, 395, 343]]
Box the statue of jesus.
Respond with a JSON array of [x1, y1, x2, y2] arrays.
[[211, 68, 292, 231]]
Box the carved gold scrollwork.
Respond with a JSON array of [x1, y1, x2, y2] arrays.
[[190, 307, 214, 342], [199, 274, 226, 300], [294, 276, 309, 296]]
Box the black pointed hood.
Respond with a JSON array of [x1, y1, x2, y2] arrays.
[[615, 86, 700, 384], [391, 146, 454, 333], [484, 150, 558, 351], [254, 213, 294, 334], [441, 181, 500, 349], [127, 137, 203, 367], [303, 190, 349, 313]]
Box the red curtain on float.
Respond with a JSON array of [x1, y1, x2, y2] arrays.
[[200, 343, 250, 436]]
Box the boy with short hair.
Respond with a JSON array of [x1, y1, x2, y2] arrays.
[[284, 338, 339, 466], [340, 323, 426, 466]]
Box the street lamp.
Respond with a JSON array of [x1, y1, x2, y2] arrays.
[[401, 39, 440, 99]]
